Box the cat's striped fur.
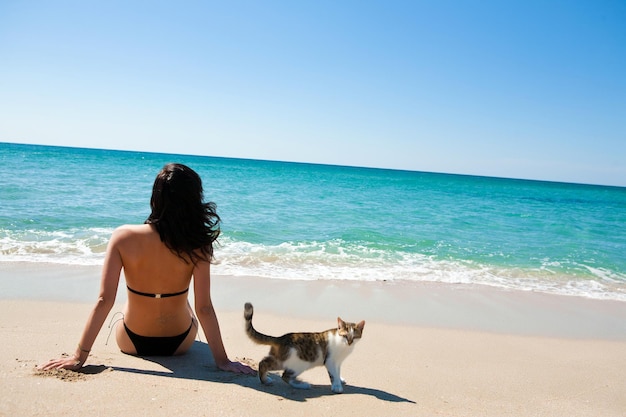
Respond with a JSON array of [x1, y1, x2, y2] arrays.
[[244, 302, 365, 393]]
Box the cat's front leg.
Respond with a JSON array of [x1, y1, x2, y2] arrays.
[[326, 361, 344, 393]]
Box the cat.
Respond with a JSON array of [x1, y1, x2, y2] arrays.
[[244, 302, 365, 393]]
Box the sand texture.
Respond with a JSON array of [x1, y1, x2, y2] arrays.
[[2, 287, 626, 417]]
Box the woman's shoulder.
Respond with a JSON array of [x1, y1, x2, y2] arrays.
[[109, 225, 159, 255], [111, 224, 154, 240]]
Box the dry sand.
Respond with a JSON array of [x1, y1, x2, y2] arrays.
[[1, 263, 625, 417]]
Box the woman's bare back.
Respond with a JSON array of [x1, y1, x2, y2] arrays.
[[115, 224, 196, 338]]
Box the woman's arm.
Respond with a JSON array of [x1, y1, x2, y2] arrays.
[[193, 260, 255, 374], [39, 228, 123, 370]]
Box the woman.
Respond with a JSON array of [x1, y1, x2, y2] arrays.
[[40, 163, 254, 374]]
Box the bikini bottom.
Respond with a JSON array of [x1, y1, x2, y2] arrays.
[[123, 322, 193, 356]]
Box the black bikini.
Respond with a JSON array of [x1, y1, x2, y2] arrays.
[[126, 285, 189, 299], [123, 322, 193, 356], [124, 285, 192, 356]]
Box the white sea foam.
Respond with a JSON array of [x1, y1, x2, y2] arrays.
[[0, 228, 110, 266], [2, 234, 625, 302], [211, 238, 626, 302]]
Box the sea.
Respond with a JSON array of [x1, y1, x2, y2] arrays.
[[1, 142, 625, 302]]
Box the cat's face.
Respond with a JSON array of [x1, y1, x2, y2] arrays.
[[337, 318, 365, 345]]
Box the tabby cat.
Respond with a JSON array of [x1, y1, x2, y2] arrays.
[[244, 302, 365, 393]]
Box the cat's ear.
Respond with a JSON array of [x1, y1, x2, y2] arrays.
[[357, 320, 365, 332], [337, 317, 346, 329]]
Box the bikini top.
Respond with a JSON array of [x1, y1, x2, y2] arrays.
[[127, 285, 189, 299]]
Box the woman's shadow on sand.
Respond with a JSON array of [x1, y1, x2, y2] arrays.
[[110, 341, 415, 404]]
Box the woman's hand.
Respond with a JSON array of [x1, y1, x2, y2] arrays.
[[38, 356, 83, 371], [217, 360, 256, 375]]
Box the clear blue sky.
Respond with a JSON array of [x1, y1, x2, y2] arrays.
[[1, 1, 625, 186]]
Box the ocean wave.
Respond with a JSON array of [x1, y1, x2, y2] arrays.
[[212, 238, 626, 302], [1, 232, 624, 302], [0, 228, 111, 265]]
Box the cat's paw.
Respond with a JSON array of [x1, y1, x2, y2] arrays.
[[289, 379, 311, 390], [260, 375, 274, 385], [331, 383, 344, 394]]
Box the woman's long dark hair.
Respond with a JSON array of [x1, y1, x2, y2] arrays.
[[145, 163, 220, 264]]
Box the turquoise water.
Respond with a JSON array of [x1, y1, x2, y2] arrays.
[[1, 142, 625, 301]]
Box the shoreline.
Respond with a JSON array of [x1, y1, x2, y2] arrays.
[[2, 262, 626, 416], [1, 261, 625, 340]]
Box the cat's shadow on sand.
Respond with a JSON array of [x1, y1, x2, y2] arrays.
[[110, 341, 415, 404]]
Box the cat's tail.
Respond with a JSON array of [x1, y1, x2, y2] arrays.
[[244, 302, 280, 346]]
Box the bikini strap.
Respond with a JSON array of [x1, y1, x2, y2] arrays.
[[126, 285, 189, 299]]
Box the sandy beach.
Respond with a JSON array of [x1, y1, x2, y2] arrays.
[[1, 263, 625, 417]]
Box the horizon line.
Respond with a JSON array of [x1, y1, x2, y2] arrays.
[[2, 140, 624, 189]]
